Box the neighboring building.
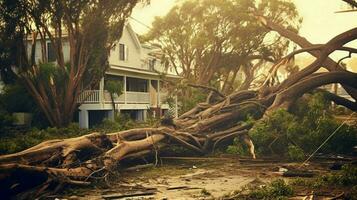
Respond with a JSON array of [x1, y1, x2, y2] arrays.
[[28, 24, 179, 128]]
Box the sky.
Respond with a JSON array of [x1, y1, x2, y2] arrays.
[[130, 0, 357, 70]]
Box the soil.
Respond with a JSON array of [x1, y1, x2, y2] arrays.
[[54, 156, 352, 200]]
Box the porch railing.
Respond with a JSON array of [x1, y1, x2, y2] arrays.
[[126, 92, 150, 104], [77, 90, 101, 103], [103, 91, 125, 103], [78, 90, 150, 104]]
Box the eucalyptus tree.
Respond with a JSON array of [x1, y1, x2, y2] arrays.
[[0, 0, 143, 127]]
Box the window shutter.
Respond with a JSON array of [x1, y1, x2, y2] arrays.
[[125, 45, 129, 61], [119, 44, 125, 61]]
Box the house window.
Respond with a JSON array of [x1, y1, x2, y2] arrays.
[[47, 42, 56, 62], [126, 77, 148, 92], [119, 43, 128, 61]]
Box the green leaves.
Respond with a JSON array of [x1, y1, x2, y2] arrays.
[[249, 92, 357, 157], [105, 80, 123, 96], [246, 179, 293, 200], [145, 0, 300, 88]]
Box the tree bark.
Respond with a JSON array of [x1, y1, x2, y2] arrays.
[[256, 14, 357, 101]]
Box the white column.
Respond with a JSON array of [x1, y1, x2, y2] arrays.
[[79, 110, 89, 129], [158, 80, 161, 106], [124, 76, 127, 104], [148, 79, 152, 106], [99, 77, 104, 104], [143, 109, 147, 122]]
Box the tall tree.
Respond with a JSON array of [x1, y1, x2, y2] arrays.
[[0, 0, 143, 127], [144, 0, 300, 92]]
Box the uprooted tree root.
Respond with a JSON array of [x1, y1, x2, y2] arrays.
[[1, 26, 357, 200]]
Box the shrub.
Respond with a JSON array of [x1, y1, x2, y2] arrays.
[[226, 137, 250, 156], [287, 145, 305, 161], [248, 92, 357, 158], [241, 179, 293, 200], [331, 164, 357, 186], [292, 164, 357, 188], [0, 123, 90, 154], [93, 118, 124, 133], [249, 109, 300, 156], [0, 111, 15, 133], [0, 83, 49, 128]]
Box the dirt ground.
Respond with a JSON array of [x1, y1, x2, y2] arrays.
[[55, 156, 351, 200]]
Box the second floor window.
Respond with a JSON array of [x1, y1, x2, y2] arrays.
[[149, 59, 156, 71], [119, 43, 128, 61], [47, 42, 56, 62]]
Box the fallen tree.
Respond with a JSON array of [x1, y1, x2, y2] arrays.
[[0, 27, 357, 200]]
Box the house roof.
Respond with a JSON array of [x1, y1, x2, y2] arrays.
[[108, 65, 181, 80], [125, 23, 141, 50]]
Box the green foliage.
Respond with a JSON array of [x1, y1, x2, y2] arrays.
[[145, 0, 300, 89], [287, 145, 305, 161], [0, 83, 35, 113], [226, 137, 250, 156], [0, 82, 49, 129], [178, 87, 207, 115], [93, 113, 138, 133], [146, 110, 161, 127], [93, 118, 124, 133], [0, 123, 90, 154], [105, 79, 124, 118], [234, 179, 293, 200], [233, 166, 357, 200], [323, 164, 357, 186], [249, 93, 357, 157], [114, 113, 137, 130], [0, 112, 145, 154], [292, 164, 357, 189], [0, 111, 15, 133], [249, 109, 298, 156], [105, 80, 123, 96]]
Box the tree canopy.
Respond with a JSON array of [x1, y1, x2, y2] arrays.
[[144, 0, 301, 93]]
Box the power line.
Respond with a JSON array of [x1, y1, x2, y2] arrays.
[[129, 16, 153, 30]]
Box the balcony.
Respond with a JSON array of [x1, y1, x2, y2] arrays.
[[78, 90, 150, 104], [103, 91, 125, 103], [126, 92, 150, 104]]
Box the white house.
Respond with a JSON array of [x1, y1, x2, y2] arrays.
[[77, 24, 179, 128], [28, 24, 180, 128]]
